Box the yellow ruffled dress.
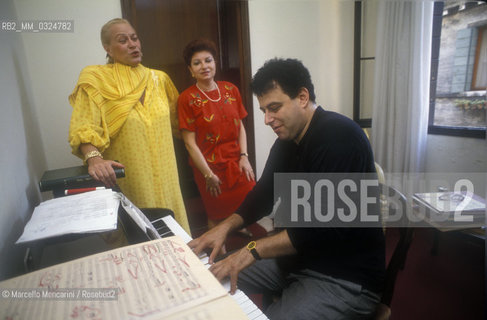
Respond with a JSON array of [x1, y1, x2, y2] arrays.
[[69, 63, 190, 234]]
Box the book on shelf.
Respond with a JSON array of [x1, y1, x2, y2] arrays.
[[39, 165, 125, 192], [1, 236, 248, 320]]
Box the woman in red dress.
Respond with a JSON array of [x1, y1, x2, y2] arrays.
[[178, 39, 255, 229]]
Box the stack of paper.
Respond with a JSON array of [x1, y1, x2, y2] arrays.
[[413, 192, 486, 225], [16, 189, 119, 244]]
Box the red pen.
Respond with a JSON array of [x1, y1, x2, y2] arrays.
[[64, 187, 106, 195]]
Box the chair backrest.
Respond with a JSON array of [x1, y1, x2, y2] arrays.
[[375, 162, 385, 186], [379, 183, 414, 307]]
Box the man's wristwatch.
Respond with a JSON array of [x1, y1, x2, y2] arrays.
[[246, 241, 261, 260]]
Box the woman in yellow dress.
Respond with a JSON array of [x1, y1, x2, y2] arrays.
[[68, 18, 190, 233]]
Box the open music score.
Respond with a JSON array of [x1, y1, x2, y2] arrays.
[[0, 236, 248, 320], [7, 191, 268, 320], [159, 216, 269, 320]]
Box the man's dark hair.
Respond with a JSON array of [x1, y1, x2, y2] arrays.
[[251, 58, 316, 103]]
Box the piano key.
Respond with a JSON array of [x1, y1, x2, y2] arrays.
[[157, 215, 269, 320], [240, 299, 256, 312], [200, 255, 210, 265], [156, 226, 173, 235], [158, 230, 174, 238], [232, 291, 252, 306], [161, 216, 192, 243], [230, 291, 268, 320], [232, 291, 248, 303], [248, 309, 264, 319], [243, 306, 259, 317], [152, 219, 168, 229], [148, 218, 175, 238]]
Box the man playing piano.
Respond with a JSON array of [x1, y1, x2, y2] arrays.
[[189, 58, 385, 320]]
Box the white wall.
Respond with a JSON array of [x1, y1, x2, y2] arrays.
[[14, 0, 122, 170], [0, 0, 47, 280], [425, 135, 487, 173], [249, 0, 355, 176], [0, 0, 120, 280], [425, 135, 486, 199]]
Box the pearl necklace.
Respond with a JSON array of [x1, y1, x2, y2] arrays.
[[196, 82, 221, 103]]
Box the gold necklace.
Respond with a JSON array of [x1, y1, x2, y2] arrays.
[[196, 82, 221, 103]]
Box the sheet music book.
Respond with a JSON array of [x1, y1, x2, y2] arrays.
[[16, 189, 119, 244], [1, 236, 249, 320]]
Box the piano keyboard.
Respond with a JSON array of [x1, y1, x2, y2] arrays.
[[150, 217, 174, 238], [231, 291, 270, 320], [150, 215, 269, 320]]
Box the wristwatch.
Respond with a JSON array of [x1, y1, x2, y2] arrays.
[[246, 241, 261, 260]]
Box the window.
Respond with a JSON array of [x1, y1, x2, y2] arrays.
[[472, 26, 487, 90], [353, 1, 377, 128], [428, 1, 486, 139]]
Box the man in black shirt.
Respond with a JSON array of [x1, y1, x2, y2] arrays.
[[189, 58, 384, 319]]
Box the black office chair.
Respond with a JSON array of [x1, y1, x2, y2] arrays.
[[373, 183, 414, 320]]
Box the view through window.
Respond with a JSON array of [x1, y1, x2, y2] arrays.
[[429, 1, 486, 137]]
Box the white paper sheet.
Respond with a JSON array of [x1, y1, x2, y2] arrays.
[[16, 189, 119, 244]]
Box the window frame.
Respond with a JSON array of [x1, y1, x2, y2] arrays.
[[428, 1, 486, 139], [471, 25, 487, 91], [353, 1, 373, 129]]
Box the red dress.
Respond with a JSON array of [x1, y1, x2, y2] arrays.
[[178, 81, 256, 220]]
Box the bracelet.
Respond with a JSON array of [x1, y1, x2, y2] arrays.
[[204, 173, 213, 180], [240, 152, 248, 157], [84, 150, 103, 162]]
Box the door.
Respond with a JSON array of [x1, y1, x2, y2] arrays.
[[121, 0, 254, 199]]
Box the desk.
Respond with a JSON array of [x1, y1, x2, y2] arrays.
[[412, 198, 485, 255]]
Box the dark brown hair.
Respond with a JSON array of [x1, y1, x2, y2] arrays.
[[183, 38, 218, 66]]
